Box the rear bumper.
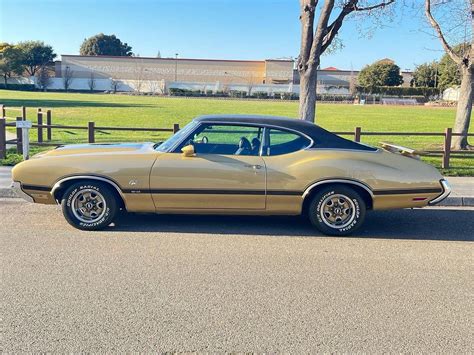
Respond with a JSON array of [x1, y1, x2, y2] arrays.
[[11, 181, 34, 203], [429, 179, 452, 205]]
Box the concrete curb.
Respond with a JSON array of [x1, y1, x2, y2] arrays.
[[0, 187, 472, 206], [0, 187, 19, 199], [438, 197, 474, 207]]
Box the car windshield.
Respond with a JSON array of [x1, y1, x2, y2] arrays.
[[155, 120, 198, 152]]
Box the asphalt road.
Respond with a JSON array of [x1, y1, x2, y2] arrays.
[[1, 199, 473, 352]]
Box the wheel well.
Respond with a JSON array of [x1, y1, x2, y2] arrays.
[[302, 182, 373, 215], [53, 178, 126, 210]]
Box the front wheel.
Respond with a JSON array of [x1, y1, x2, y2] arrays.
[[61, 181, 118, 231], [308, 185, 366, 236]]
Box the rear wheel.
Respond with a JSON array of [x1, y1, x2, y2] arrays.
[[308, 185, 366, 236], [61, 181, 118, 231]]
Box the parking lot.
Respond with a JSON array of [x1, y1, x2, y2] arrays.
[[1, 198, 473, 352]]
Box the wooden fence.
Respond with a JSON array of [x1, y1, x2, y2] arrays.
[[0, 105, 473, 169]]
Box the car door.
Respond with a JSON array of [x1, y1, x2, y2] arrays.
[[150, 123, 266, 210], [261, 127, 313, 214]]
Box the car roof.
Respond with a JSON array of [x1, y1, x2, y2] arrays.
[[194, 114, 320, 134], [193, 114, 377, 152]]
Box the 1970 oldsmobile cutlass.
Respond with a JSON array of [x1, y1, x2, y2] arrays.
[[12, 115, 451, 235]]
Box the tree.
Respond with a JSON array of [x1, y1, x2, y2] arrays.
[[425, 0, 473, 150], [87, 72, 96, 92], [80, 33, 133, 56], [438, 45, 464, 90], [297, 0, 396, 122], [110, 78, 121, 93], [358, 60, 404, 91], [16, 41, 56, 76], [63, 66, 74, 92], [0, 43, 24, 86], [412, 61, 438, 88], [36, 65, 52, 91]]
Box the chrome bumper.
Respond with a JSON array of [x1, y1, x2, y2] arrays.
[[11, 181, 34, 202], [429, 179, 451, 205]]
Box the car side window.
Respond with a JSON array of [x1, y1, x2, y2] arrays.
[[265, 129, 311, 156], [178, 124, 263, 156]]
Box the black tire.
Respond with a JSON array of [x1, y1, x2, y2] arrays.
[[61, 181, 118, 231], [308, 185, 366, 236]]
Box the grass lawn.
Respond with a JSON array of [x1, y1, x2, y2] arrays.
[[0, 90, 472, 175]]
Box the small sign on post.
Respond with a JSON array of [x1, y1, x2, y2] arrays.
[[16, 120, 32, 160]]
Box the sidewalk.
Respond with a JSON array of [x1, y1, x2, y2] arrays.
[[0, 166, 16, 198], [0, 166, 472, 206]]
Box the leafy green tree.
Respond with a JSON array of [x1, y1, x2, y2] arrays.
[[80, 34, 133, 56], [0, 43, 24, 86], [437, 44, 465, 90], [358, 60, 404, 91], [16, 41, 56, 76], [412, 62, 438, 88]]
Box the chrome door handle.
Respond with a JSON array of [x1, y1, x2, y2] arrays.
[[244, 164, 262, 170]]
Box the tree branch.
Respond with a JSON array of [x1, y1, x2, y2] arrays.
[[309, 0, 335, 65], [321, 0, 357, 53], [321, 0, 395, 54], [424, 0, 462, 65], [354, 0, 395, 12]]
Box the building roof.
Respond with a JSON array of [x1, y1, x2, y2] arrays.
[[60, 54, 292, 63], [321, 66, 339, 71]]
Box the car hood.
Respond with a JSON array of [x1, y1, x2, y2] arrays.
[[31, 142, 156, 158]]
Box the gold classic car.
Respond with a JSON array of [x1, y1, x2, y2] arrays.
[[12, 115, 451, 235]]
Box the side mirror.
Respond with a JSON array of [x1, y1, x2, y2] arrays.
[[181, 144, 195, 157]]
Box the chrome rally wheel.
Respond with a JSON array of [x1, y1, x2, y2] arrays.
[[61, 181, 118, 231], [309, 185, 366, 236], [320, 194, 356, 229], [71, 188, 107, 224]]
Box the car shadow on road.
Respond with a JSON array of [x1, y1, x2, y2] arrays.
[[112, 208, 474, 242]]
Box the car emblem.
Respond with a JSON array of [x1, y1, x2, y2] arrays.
[[129, 179, 138, 186]]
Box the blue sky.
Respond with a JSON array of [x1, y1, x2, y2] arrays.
[[0, 0, 445, 70]]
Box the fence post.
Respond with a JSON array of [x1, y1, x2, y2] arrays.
[[0, 118, 6, 159], [16, 117, 23, 154], [442, 128, 452, 169], [88, 121, 95, 143], [173, 123, 180, 133], [46, 110, 52, 141], [354, 127, 361, 142], [37, 111, 43, 143], [0, 105, 5, 118], [21, 106, 26, 121]]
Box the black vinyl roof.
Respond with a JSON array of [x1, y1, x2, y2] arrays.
[[194, 115, 377, 151]]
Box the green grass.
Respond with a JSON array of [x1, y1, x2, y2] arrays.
[[0, 90, 472, 175]]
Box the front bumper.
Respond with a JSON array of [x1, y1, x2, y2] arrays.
[[429, 179, 452, 205], [11, 182, 34, 203]]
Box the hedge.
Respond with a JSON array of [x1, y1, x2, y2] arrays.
[[357, 86, 439, 97], [0, 84, 36, 91]]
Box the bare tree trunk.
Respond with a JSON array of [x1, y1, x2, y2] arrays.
[[452, 66, 473, 150], [299, 66, 318, 121]]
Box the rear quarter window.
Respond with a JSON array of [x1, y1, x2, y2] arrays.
[[265, 129, 311, 156]]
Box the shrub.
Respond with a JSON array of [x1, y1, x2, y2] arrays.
[[0, 83, 36, 91], [0, 153, 23, 166], [254, 92, 268, 99], [281, 92, 298, 100], [229, 90, 247, 98], [357, 86, 439, 98]]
